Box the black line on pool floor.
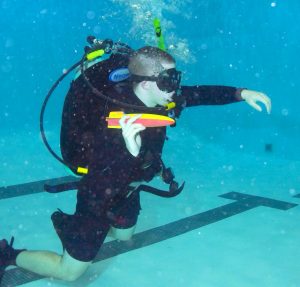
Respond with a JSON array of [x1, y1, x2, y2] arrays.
[[0, 176, 77, 200], [1, 191, 297, 287]]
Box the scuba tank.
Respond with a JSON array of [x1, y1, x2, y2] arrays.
[[41, 35, 184, 197]]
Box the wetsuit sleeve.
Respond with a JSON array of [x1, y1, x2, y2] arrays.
[[181, 85, 244, 107]]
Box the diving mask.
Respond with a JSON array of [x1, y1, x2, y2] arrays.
[[130, 68, 182, 93]]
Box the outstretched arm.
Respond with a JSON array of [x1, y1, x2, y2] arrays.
[[181, 85, 244, 107], [181, 85, 271, 114]]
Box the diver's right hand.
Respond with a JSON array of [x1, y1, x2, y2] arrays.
[[119, 114, 145, 157]]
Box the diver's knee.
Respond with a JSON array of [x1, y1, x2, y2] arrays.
[[117, 233, 133, 241], [110, 225, 136, 241], [60, 271, 84, 282], [57, 251, 91, 282], [57, 266, 88, 282]]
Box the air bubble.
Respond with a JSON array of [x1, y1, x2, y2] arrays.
[[87, 11, 95, 19], [281, 109, 289, 116]]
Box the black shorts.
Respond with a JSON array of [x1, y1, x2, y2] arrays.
[[51, 191, 141, 262]]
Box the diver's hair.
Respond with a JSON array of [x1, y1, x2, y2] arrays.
[[128, 46, 175, 77]]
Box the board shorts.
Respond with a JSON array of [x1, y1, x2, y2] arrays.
[[51, 190, 141, 262]]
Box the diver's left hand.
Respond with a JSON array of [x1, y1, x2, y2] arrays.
[[241, 89, 271, 114]]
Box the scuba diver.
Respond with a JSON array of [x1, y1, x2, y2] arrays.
[[0, 38, 271, 283]]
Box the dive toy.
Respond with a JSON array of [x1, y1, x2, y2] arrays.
[[106, 111, 175, 128]]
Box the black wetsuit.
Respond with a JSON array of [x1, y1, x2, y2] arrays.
[[52, 63, 243, 262]]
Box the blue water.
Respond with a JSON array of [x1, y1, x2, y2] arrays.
[[1, 1, 300, 286], [1, 0, 299, 159]]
